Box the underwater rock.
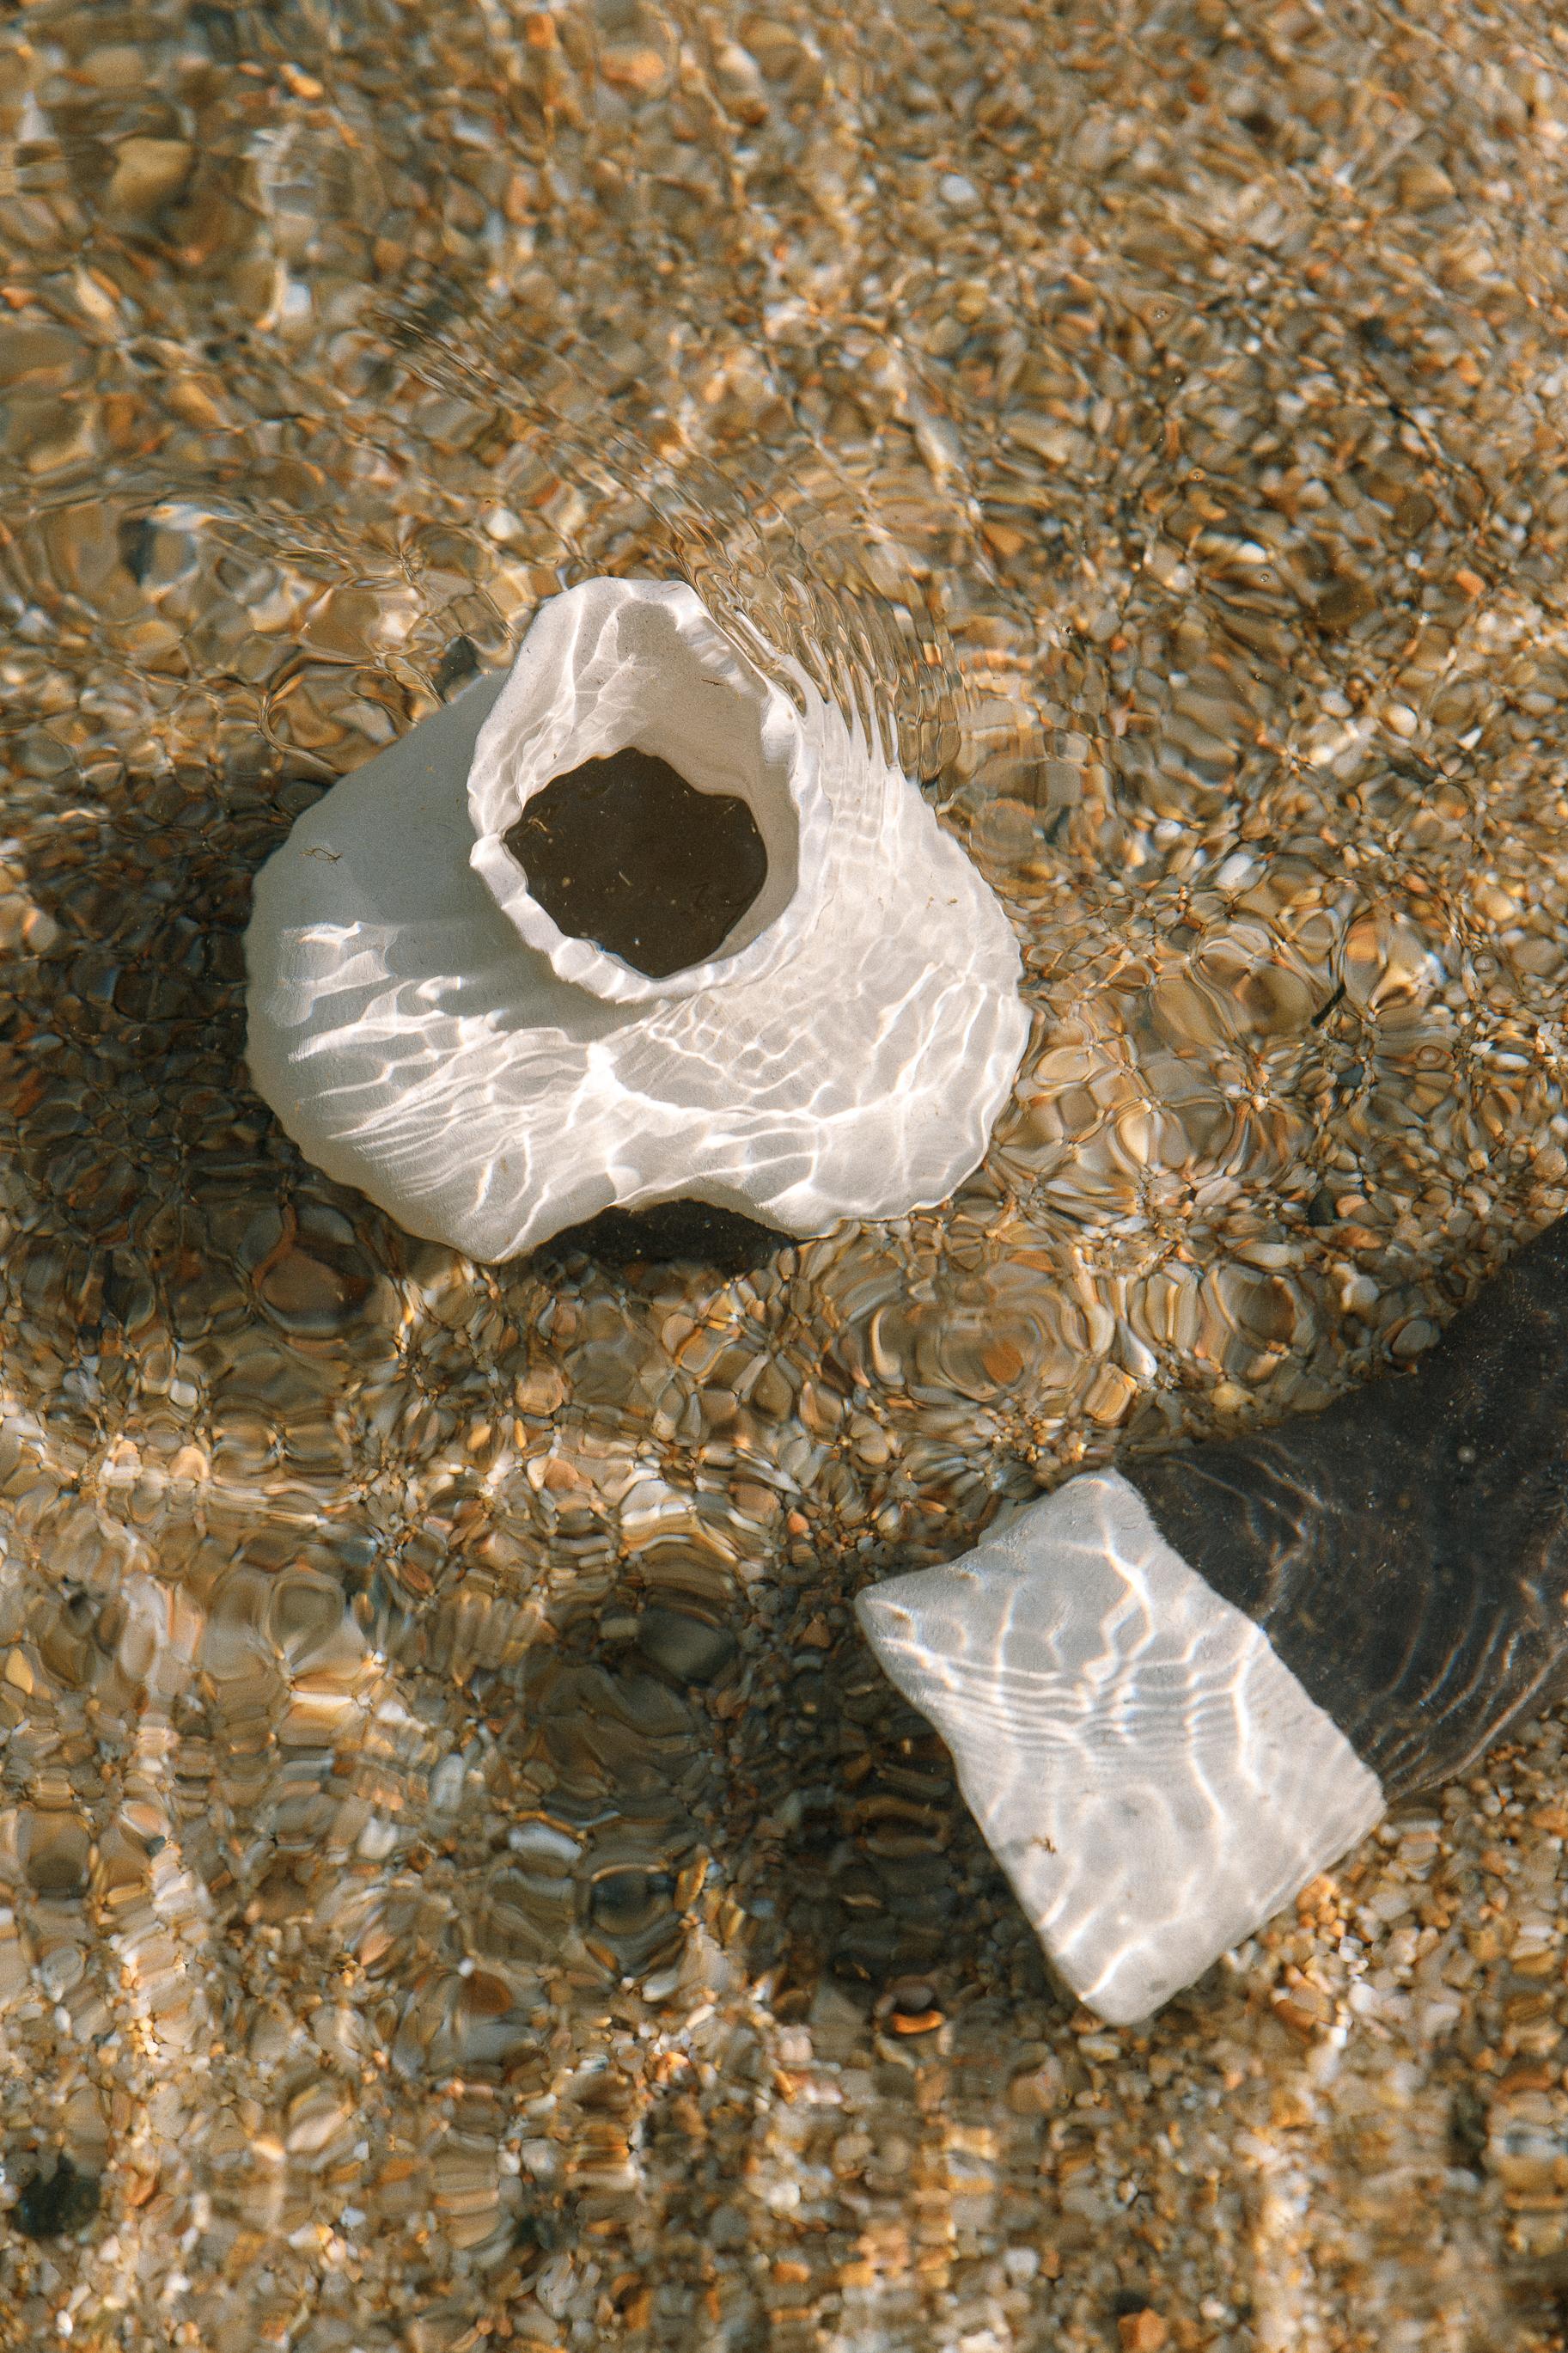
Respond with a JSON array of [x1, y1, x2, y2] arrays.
[[859, 1215, 1568, 2022], [857, 1471, 1382, 2023], [244, 577, 1028, 1260], [12, 2154, 100, 2240]]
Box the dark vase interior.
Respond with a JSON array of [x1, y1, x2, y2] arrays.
[[504, 745, 768, 980]]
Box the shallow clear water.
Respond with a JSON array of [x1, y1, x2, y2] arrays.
[[5, 1, 1568, 2346]]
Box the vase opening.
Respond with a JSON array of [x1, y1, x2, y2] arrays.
[[503, 745, 769, 981]]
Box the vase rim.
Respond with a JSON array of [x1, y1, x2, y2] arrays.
[[467, 576, 835, 1007]]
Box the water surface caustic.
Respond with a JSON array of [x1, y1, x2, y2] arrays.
[[4, 0, 1568, 2344]]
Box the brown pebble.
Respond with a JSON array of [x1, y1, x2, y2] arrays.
[[1007, 2061, 1064, 2116], [1119, 2313, 1169, 2353], [105, 136, 194, 216]]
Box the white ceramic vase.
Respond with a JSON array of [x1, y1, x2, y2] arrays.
[[244, 577, 1028, 1261]]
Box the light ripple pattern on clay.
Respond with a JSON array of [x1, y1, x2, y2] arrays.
[[856, 1469, 1384, 2023], [244, 578, 1029, 1260]]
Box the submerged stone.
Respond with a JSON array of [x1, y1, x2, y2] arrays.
[[1131, 1213, 1568, 1800], [636, 1604, 738, 1684], [857, 1471, 1382, 2025], [859, 1214, 1568, 2022], [13, 2156, 100, 2241]]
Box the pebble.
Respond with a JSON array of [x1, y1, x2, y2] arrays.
[[103, 136, 194, 217]]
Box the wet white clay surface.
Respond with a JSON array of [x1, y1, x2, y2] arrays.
[[858, 1471, 1386, 2023], [246, 578, 1028, 1257]]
